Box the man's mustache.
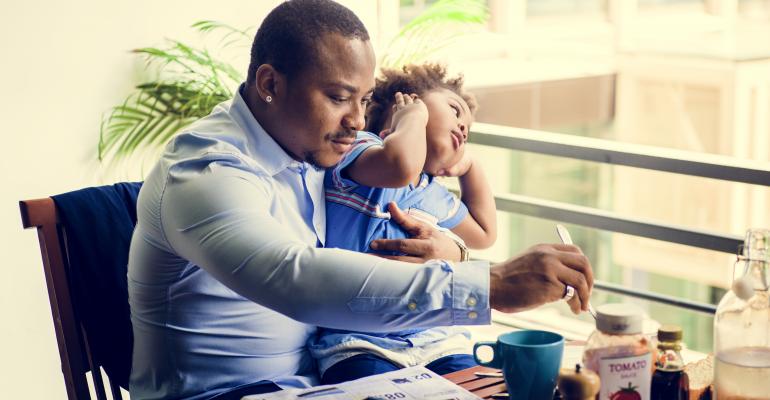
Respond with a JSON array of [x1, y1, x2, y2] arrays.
[[330, 131, 356, 141]]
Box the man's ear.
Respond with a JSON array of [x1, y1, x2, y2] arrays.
[[254, 64, 285, 104]]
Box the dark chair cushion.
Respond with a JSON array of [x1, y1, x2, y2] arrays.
[[52, 182, 143, 389]]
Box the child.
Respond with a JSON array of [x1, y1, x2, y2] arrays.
[[310, 63, 497, 384]]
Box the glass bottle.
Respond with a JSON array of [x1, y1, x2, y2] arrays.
[[583, 303, 653, 400], [713, 228, 770, 399], [651, 325, 688, 400]]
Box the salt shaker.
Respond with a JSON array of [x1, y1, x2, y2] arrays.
[[558, 364, 600, 400]]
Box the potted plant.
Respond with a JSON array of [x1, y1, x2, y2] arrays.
[[99, 0, 488, 170]]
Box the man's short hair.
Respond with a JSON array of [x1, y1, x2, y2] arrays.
[[247, 0, 370, 85], [366, 63, 478, 134]]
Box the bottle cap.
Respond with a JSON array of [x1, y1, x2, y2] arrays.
[[732, 273, 755, 301], [657, 324, 682, 342], [595, 303, 643, 334]]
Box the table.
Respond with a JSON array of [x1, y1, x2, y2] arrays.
[[443, 365, 507, 399]]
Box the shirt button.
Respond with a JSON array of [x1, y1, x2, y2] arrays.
[[408, 302, 417, 311], [466, 297, 477, 307], [468, 311, 478, 319]]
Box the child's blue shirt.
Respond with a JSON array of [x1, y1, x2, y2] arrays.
[[310, 131, 472, 373], [324, 131, 468, 255]]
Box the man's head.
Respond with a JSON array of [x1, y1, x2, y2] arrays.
[[246, 0, 376, 168], [367, 64, 477, 176]]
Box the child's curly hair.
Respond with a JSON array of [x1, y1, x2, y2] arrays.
[[365, 63, 477, 134]]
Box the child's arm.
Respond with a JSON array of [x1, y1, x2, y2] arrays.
[[446, 157, 497, 249], [345, 92, 428, 188]]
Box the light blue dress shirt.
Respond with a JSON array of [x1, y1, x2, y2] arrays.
[[127, 84, 491, 400]]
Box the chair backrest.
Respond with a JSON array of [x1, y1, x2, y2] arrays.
[[20, 182, 142, 400]]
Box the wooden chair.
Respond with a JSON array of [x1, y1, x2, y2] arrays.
[[20, 183, 141, 400]]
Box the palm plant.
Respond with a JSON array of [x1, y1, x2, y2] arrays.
[[98, 21, 248, 167], [98, 0, 488, 169], [380, 0, 488, 68]]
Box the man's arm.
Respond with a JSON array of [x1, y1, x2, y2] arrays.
[[160, 166, 592, 336], [346, 92, 428, 188], [447, 158, 497, 249], [371, 204, 594, 315], [158, 168, 489, 332]]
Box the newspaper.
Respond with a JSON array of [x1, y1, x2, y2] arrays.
[[242, 366, 482, 400]]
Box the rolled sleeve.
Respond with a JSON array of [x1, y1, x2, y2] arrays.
[[450, 260, 491, 325], [437, 194, 469, 230], [345, 259, 490, 327]]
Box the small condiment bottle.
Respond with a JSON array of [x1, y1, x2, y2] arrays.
[[558, 364, 600, 400], [582, 303, 653, 400], [651, 325, 689, 400]]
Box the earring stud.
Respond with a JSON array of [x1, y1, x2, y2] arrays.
[[265, 95, 272, 103]]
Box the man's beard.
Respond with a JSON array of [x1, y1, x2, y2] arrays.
[[304, 149, 342, 169], [304, 151, 328, 169]]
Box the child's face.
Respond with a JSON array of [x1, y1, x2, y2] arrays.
[[421, 88, 473, 175]]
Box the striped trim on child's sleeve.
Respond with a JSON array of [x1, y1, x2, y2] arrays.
[[440, 195, 463, 223], [331, 134, 382, 191], [325, 188, 391, 219]]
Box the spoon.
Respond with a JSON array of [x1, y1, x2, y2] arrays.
[[556, 224, 597, 319]]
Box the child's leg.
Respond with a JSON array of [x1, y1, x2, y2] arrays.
[[320, 354, 401, 385], [424, 354, 477, 375]]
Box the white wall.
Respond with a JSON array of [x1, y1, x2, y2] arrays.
[[0, 1, 381, 397]]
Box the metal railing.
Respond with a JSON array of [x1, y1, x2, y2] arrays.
[[468, 122, 770, 315]]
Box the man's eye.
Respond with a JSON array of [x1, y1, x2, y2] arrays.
[[361, 98, 372, 106], [329, 95, 347, 103], [451, 104, 460, 117]]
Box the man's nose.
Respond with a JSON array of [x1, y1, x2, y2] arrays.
[[343, 102, 366, 132], [458, 123, 468, 142]]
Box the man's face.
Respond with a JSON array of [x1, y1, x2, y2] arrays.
[[274, 33, 376, 169]]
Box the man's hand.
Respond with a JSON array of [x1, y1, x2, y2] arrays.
[[369, 202, 461, 263], [490, 244, 594, 315]]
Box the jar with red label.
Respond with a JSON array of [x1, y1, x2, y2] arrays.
[[582, 304, 653, 400]]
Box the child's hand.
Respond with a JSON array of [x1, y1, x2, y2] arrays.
[[389, 92, 428, 131], [437, 153, 474, 177]]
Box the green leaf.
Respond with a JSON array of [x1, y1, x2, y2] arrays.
[[381, 0, 489, 68], [192, 20, 252, 40]]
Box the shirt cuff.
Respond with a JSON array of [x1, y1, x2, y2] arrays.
[[450, 260, 491, 325]]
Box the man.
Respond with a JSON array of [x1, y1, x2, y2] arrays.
[[128, 1, 594, 399]]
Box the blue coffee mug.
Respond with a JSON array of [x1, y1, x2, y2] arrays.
[[473, 330, 564, 399]]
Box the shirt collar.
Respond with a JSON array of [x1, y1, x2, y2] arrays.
[[229, 83, 297, 176]]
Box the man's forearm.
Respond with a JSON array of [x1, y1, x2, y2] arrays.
[[160, 171, 490, 332]]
